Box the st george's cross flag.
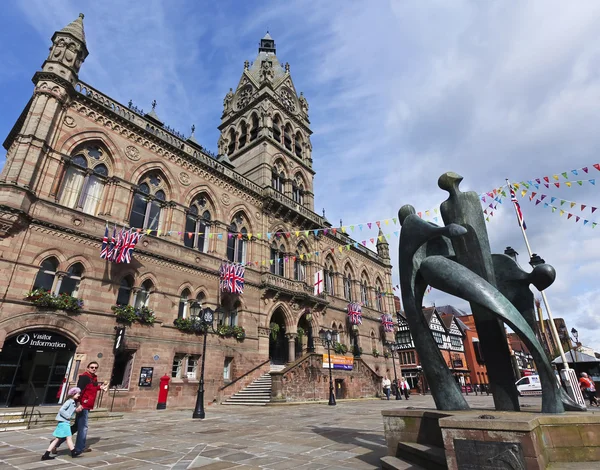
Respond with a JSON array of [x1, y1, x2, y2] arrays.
[[314, 270, 324, 296]]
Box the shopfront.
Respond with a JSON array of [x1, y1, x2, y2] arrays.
[[0, 330, 76, 407]]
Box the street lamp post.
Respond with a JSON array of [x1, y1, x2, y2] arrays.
[[319, 329, 336, 406], [387, 342, 401, 400], [192, 304, 215, 419]]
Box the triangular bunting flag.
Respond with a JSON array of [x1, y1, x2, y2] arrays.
[[581, 205, 586, 211], [554, 182, 560, 188], [566, 182, 572, 187], [570, 202, 576, 209], [567, 213, 573, 219], [594, 163, 600, 171], [562, 172, 568, 179]]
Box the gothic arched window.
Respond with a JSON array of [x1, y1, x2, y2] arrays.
[[184, 195, 211, 253], [116, 275, 134, 306], [360, 280, 369, 306], [129, 173, 167, 231], [58, 262, 84, 297], [239, 121, 247, 148], [273, 115, 282, 143], [32, 257, 59, 292], [227, 128, 236, 155], [250, 113, 259, 141], [294, 244, 306, 282], [178, 288, 191, 319], [272, 163, 285, 193], [59, 143, 109, 216], [292, 176, 304, 205], [375, 281, 384, 312], [134, 279, 153, 309], [324, 257, 336, 295], [343, 272, 353, 301], [294, 132, 303, 159], [270, 241, 285, 276], [226, 213, 248, 264], [284, 123, 293, 151]]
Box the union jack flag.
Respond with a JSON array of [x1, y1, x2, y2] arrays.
[[106, 226, 117, 261], [347, 302, 362, 325], [509, 185, 527, 230], [381, 314, 394, 333], [100, 225, 109, 259], [120, 229, 142, 264], [231, 264, 245, 294], [220, 262, 232, 292], [110, 228, 125, 262]]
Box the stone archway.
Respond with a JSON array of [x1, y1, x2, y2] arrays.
[[269, 308, 287, 364], [296, 309, 315, 359]]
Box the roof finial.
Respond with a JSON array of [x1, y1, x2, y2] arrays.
[[151, 100, 157, 110], [79, 13, 84, 19], [191, 124, 195, 135], [322, 208, 326, 218]]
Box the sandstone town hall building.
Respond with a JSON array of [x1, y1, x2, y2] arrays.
[[0, 14, 396, 411]]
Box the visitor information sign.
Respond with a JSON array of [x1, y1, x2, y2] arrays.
[[322, 354, 353, 370]]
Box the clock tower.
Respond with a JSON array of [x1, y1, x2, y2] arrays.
[[218, 33, 315, 211]]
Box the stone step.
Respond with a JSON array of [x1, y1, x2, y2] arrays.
[[381, 456, 426, 470], [0, 407, 123, 432], [225, 396, 271, 402], [222, 401, 267, 406], [235, 391, 271, 397], [396, 442, 447, 470]]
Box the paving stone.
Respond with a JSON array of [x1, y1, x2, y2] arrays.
[[0, 395, 543, 470]]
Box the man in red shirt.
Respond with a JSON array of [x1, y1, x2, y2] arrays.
[[579, 372, 598, 407], [72, 362, 108, 456]]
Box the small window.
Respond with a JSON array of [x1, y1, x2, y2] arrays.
[[116, 276, 133, 306], [432, 331, 443, 345], [224, 357, 233, 380], [110, 350, 135, 389], [187, 355, 199, 379], [172, 354, 184, 378], [59, 262, 84, 297]]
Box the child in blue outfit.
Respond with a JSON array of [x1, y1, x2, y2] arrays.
[[41, 387, 81, 460]]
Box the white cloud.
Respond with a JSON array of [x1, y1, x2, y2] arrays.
[[6, 1, 600, 351]]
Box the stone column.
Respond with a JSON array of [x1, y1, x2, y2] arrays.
[[286, 333, 297, 363]]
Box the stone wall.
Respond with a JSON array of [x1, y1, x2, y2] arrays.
[[273, 353, 381, 402]]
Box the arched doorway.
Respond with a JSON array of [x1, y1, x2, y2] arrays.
[[0, 331, 77, 407], [296, 309, 314, 358], [269, 308, 287, 364]]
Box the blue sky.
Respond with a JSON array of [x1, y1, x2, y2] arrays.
[[1, 1, 599, 351]]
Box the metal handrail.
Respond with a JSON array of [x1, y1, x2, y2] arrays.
[[22, 381, 39, 429]]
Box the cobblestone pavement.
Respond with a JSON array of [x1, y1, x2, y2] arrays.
[[0, 394, 543, 470]]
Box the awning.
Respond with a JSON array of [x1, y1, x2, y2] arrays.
[[552, 351, 600, 364]]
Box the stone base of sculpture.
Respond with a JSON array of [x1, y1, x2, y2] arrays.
[[382, 408, 600, 469]]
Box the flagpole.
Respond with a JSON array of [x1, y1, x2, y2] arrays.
[[506, 179, 570, 370]]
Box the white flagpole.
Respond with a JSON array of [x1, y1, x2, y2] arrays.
[[505, 179, 570, 370]]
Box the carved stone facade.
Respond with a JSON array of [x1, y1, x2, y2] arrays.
[[0, 18, 395, 411]]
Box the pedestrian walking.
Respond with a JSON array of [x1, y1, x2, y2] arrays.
[[41, 387, 81, 460], [400, 377, 410, 399], [56, 361, 108, 456], [382, 376, 391, 400]]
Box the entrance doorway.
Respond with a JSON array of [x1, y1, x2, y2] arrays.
[[269, 309, 287, 364], [0, 331, 76, 407]]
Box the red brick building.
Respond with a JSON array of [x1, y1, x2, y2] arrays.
[[0, 15, 395, 410], [460, 314, 489, 387]]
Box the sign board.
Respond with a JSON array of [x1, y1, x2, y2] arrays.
[[453, 359, 464, 368], [138, 367, 154, 387], [114, 327, 126, 353], [13, 331, 73, 350], [322, 354, 353, 371]]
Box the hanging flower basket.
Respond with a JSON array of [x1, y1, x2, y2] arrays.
[[24, 289, 83, 313], [112, 305, 156, 325], [217, 324, 246, 341], [333, 342, 349, 355], [174, 317, 206, 334]]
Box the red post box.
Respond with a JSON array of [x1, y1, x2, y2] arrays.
[[156, 374, 170, 410]]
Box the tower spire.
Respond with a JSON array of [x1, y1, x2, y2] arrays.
[[258, 32, 276, 54], [41, 12, 88, 79]]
